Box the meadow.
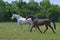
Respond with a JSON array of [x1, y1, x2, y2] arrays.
[[0, 22, 60, 40]]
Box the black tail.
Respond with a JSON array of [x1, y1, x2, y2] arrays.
[[51, 19, 56, 29]]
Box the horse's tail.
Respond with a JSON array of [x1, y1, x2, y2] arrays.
[[51, 19, 56, 29]]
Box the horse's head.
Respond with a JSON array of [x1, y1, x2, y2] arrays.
[[11, 14, 23, 20], [11, 14, 16, 19]]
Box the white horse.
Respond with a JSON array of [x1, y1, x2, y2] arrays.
[[11, 14, 33, 30]]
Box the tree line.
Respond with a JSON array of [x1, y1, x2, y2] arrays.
[[0, 0, 60, 22]]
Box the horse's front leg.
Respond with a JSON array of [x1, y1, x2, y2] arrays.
[[14, 23, 19, 31], [30, 25, 35, 32], [34, 26, 37, 31], [28, 24, 31, 30], [37, 26, 42, 33]]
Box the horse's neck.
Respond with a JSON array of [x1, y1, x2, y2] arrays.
[[31, 18, 35, 21], [16, 16, 26, 21], [15, 16, 21, 20]]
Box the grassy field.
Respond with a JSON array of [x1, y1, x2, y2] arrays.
[[0, 22, 60, 40]]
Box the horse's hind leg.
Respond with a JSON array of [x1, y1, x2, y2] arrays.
[[43, 25, 48, 33], [37, 26, 42, 33], [20, 24, 23, 29], [49, 25, 56, 34]]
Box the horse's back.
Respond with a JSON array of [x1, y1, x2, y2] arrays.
[[33, 19, 50, 26], [18, 18, 26, 23]]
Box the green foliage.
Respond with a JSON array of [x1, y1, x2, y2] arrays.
[[0, 0, 60, 22]]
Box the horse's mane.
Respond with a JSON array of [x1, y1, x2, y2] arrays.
[[14, 14, 22, 18], [29, 15, 36, 18]]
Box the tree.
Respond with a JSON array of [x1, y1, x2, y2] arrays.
[[36, 0, 51, 18], [49, 5, 60, 21], [0, 0, 60, 22]]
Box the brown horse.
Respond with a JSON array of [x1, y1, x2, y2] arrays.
[[26, 15, 56, 34]]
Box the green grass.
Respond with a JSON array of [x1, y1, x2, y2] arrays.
[[0, 22, 60, 40]]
